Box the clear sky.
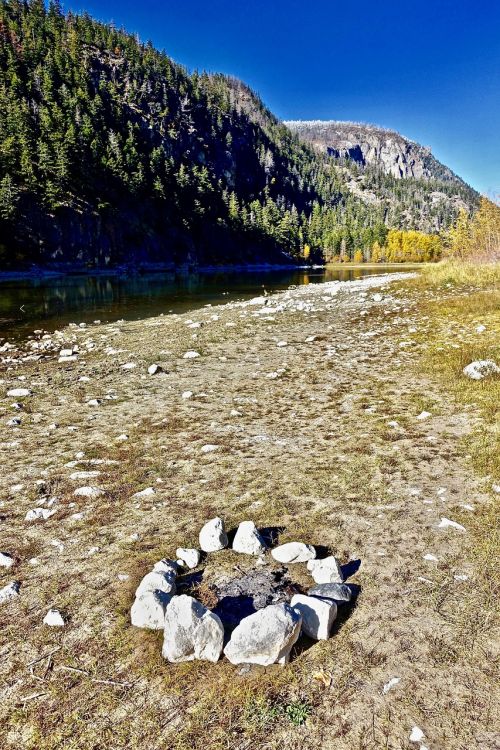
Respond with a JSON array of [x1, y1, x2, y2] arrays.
[[66, 0, 499, 195]]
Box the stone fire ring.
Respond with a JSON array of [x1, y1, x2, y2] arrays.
[[130, 517, 356, 666]]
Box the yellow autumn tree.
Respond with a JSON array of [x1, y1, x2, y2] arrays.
[[353, 249, 364, 263], [303, 244, 311, 261], [370, 241, 384, 263], [446, 197, 500, 261]]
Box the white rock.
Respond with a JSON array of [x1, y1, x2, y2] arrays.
[[475, 324, 486, 333], [58, 355, 78, 362], [135, 570, 176, 598], [175, 548, 200, 569], [271, 542, 316, 564], [416, 411, 431, 420], [132, 487, 156, 499], [59, 348, 74, 357], [307, 556, 343, 583], [372, 293, 383, 302], [382, 677, 401, 694], [69, 470, 101, 481], [162, 595, 224, 663], [438, 517, 466, 532], [122, 362, 137, 370], [87, 399, 101, 407], [131, 590, 172, 629], [7, 388, 32, 398], [199, 517, 228, 552], [463, 360, 499, 380], [148, 364, 162, 375], [232, 521, 267, 555], [276, 341, 287, 347], [0, 552, 14, 568], [25, 507, 56, 521], [116, 434, 129, 441], [153, 558, 179, 575], [201, 444, 219, 453], [290, 594, 337, 640], [423, 554, 439, 561], [183, 351, 200, 359], [43, 609, 65, 627], [409, 726, 425, 743], [181, 391, 193, 399], [73, 486, 104, 498], [0, 581, 20, 603], [224, 603, 302, 666]]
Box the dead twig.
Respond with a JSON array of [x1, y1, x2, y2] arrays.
[[56, 665, 135, 688]]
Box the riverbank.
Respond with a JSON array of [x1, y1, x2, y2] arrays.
[[0, 268, 498, 750]]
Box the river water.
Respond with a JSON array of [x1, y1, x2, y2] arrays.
[[0, 266, 409, 341]]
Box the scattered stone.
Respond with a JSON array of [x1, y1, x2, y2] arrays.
[[25, 507, 56, 521], [201, 444, 219, 453], [290, 593, 337, 640], [416, 411, 431, 420], [232, 521, 267, 555], [181, 390, 193, 399], [122, 362, 137, 370], [132, 487, 156, 499], [43, 609, 65, 627], [183, 351, 200, 359], [438, 517, 466, 532], [148, 364, 162, 375], [73, 486, 105, 498], [271, 542, 316, 564], [463, 360, 499, 380], [307, 555, 343, 583], [0, 552, 14, 568], [372, 293, 383, 302], [175, 548, 200, 569], [224, 603, 302, 666], [87, 399, 101, 407], [409, 726, 425, 743], [423, 553, 438, 561], [162, 595, 224, 663], [382, 677, 401, 694], [7, 388, 32, 398], [131, 590, 172, 629], [307, 582, 353, 603], [0, 581, 20, 603], [69, 470, 101, 481], [199, 517, 228, 552], [116, 434, 129, 441], [475, 324, 486, 333]]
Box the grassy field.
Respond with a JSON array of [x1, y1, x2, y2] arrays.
[[0, 263, 498, 749]]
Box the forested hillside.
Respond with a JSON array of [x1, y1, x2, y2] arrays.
[[0, 0, 479, 269]]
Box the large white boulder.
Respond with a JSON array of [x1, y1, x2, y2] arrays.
[[232, 521, 267, 555], [135, 570, 176, 598], [223, 603, 302, 666], [153, 558, 179, 575], [308, 582, 353, 602], [307, 556, 343, 584], [199, 517, 228, 552], [290, 594, 337, 640], [131, 590, 172, 629], [162, 595, 224, 663], [271, 542, 316, 564], [175, 548, 200, 569], [463, 360, 499, 380]]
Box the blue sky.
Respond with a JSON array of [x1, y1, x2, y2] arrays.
[[66, 0, 499, 195]]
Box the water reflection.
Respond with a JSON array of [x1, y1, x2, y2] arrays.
[[0, 266, 407, 340]]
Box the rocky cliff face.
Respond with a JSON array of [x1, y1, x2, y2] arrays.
[[285, 120, 464, 184]]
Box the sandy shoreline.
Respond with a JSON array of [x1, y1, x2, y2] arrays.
[[0, 271, 497, 750]]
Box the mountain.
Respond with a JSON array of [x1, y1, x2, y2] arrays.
[[285, 120, 464, 183], [0, 1, 478, 269]]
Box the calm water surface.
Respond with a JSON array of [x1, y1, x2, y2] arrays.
[[0, 266, 406, 341]]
